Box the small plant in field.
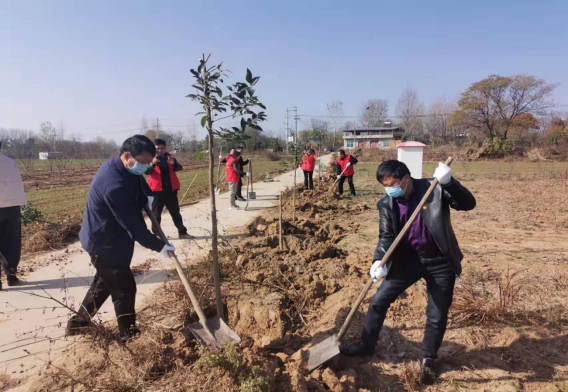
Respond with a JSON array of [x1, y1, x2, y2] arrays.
[[196, 343, 242, 376], [21, 204, 44, 225], [239, 367, 270, 392]]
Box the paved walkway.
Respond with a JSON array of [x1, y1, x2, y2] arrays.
[[0, 155, 332, 384]]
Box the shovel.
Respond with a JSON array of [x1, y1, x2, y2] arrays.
[[248, 157, 256, 200], [215, 146, 223, 195], [329, 165, 349, 193], [306, 157, 454, 371], [144, 205, 240, 347]]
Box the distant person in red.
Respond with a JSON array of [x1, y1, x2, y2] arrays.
[[226, 149, 249, 210], [300, 148, 317, 190], [145, 139, 188, 238], [336, 149, 358, 198], [222, 146, 248, 201]]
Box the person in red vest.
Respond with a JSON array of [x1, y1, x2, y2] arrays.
[[145, 139, 188, 237], [336, 149, 358, 198], [300, 148, 317, 190], [226, 149, 249, 210]]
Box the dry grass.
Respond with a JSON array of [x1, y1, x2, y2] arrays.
[[399, 360, 423, 391], [451, 267, 526, 327]]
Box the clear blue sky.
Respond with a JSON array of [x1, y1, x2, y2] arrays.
[[1, 0, 567, 142]]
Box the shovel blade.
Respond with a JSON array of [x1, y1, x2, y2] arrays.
[[187, 316, 241, 348], [248, 192, 256, 200], [215, 187, 221, 195], [306, 335, 340, 372]]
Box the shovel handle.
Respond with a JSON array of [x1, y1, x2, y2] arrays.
[[336, 157, 453, 341], [144, 205, 215, 340], [329, 166, 349, 191]]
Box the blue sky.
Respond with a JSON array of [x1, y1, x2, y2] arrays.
[[1, 0, 567, 142]]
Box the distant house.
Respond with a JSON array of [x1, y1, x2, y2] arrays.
[[38, 152, 60, 160], [342, 122, 405, 150]]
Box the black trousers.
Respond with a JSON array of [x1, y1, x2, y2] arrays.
[[236, 177, 243, 199], [151, 190, 187, 235], [79, 255, 137, 335], [0, 206, 22, 276], [338, 175, 356, 195], [303, 170, 314, 189], [361, 257, 456, 360]]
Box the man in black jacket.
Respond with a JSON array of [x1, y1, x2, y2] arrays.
[[67, 135, 175, 341], [340, 160, 476, 384]]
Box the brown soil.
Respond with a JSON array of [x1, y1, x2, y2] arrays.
[[26, 171, 568, 391]]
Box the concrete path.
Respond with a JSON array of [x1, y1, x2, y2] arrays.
[[0, 155, 332, 384]]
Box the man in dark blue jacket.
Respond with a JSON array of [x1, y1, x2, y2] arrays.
[[67, 135, 175, 340], [340, 160, 476, 384]]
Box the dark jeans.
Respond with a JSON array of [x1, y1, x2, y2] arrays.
[[151, 190, 187, 235], [0, 206, 22, 276], [79, 255, 137, 334], [361, 257, 456, 359], [303, 170, 314, 189], [338, 175, 356, 195], [236, 177, 243, 199]]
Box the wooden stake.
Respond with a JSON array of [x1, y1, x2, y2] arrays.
[[279, 191, 283, 250], [179, 173, 198, 206]]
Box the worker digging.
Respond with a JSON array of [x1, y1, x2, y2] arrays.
[[336, 149, 358, 198], [66, 135, 175, 341], [339, 159, 476, 384], [225, 148, 250, 210]]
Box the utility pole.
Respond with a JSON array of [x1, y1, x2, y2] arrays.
[[155, 118, 161, 138], [285, 108, 290, 153], [292, 106, 299, 222]]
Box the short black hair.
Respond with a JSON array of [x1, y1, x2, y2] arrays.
[[120, 135, 156, 157], [154, 138, 166, 147], [376, 160, 411, 184], [338, 149, 345, 155], [233, 150, 241, 156], [236, 146, 244, 150]]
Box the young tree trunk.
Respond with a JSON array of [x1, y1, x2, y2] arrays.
[[206, 107, 224, 320]]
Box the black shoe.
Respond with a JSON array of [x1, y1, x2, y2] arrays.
[[119, 326, 141, 343], [66, 316, 91, 336], [421, 358, 436, 385], [237, 196, 246, 202], [339, 341, 375, 356], [7, 274, 19, 286], [179, 233, 193, 239]]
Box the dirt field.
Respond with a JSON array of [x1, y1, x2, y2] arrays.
[[18, 155, 288, 259], [22, 160, 568, 392]]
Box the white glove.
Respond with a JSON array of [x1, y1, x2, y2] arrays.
[[370, 260, 388, 282], [160, 244, 176, 258], [245, 172, 251, 178], [219, 155, 222, 159], [337, 175, 341, 180], [346, 162, 351, 167], [147, 196, 154, 208], [433, 162, 452, 185]]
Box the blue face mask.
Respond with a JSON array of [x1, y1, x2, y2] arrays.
[[127, 156, 151, 176], [384, 178, 408, 198]]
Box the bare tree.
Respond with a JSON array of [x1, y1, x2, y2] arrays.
[[361, 99, 389, 127], [425, 96, 458, 143], [38, 121, 57, 151], [395, 86, 425, 141], [326, 100, 344, 147]]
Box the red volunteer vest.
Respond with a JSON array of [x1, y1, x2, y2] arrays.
[[337, 155, 354, 177], [226, 156, 240, 183], [148, 160, 181, 191], [300, 153, 317, 171]]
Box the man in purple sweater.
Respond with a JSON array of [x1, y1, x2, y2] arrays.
[[340, 160, 476, 384]]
